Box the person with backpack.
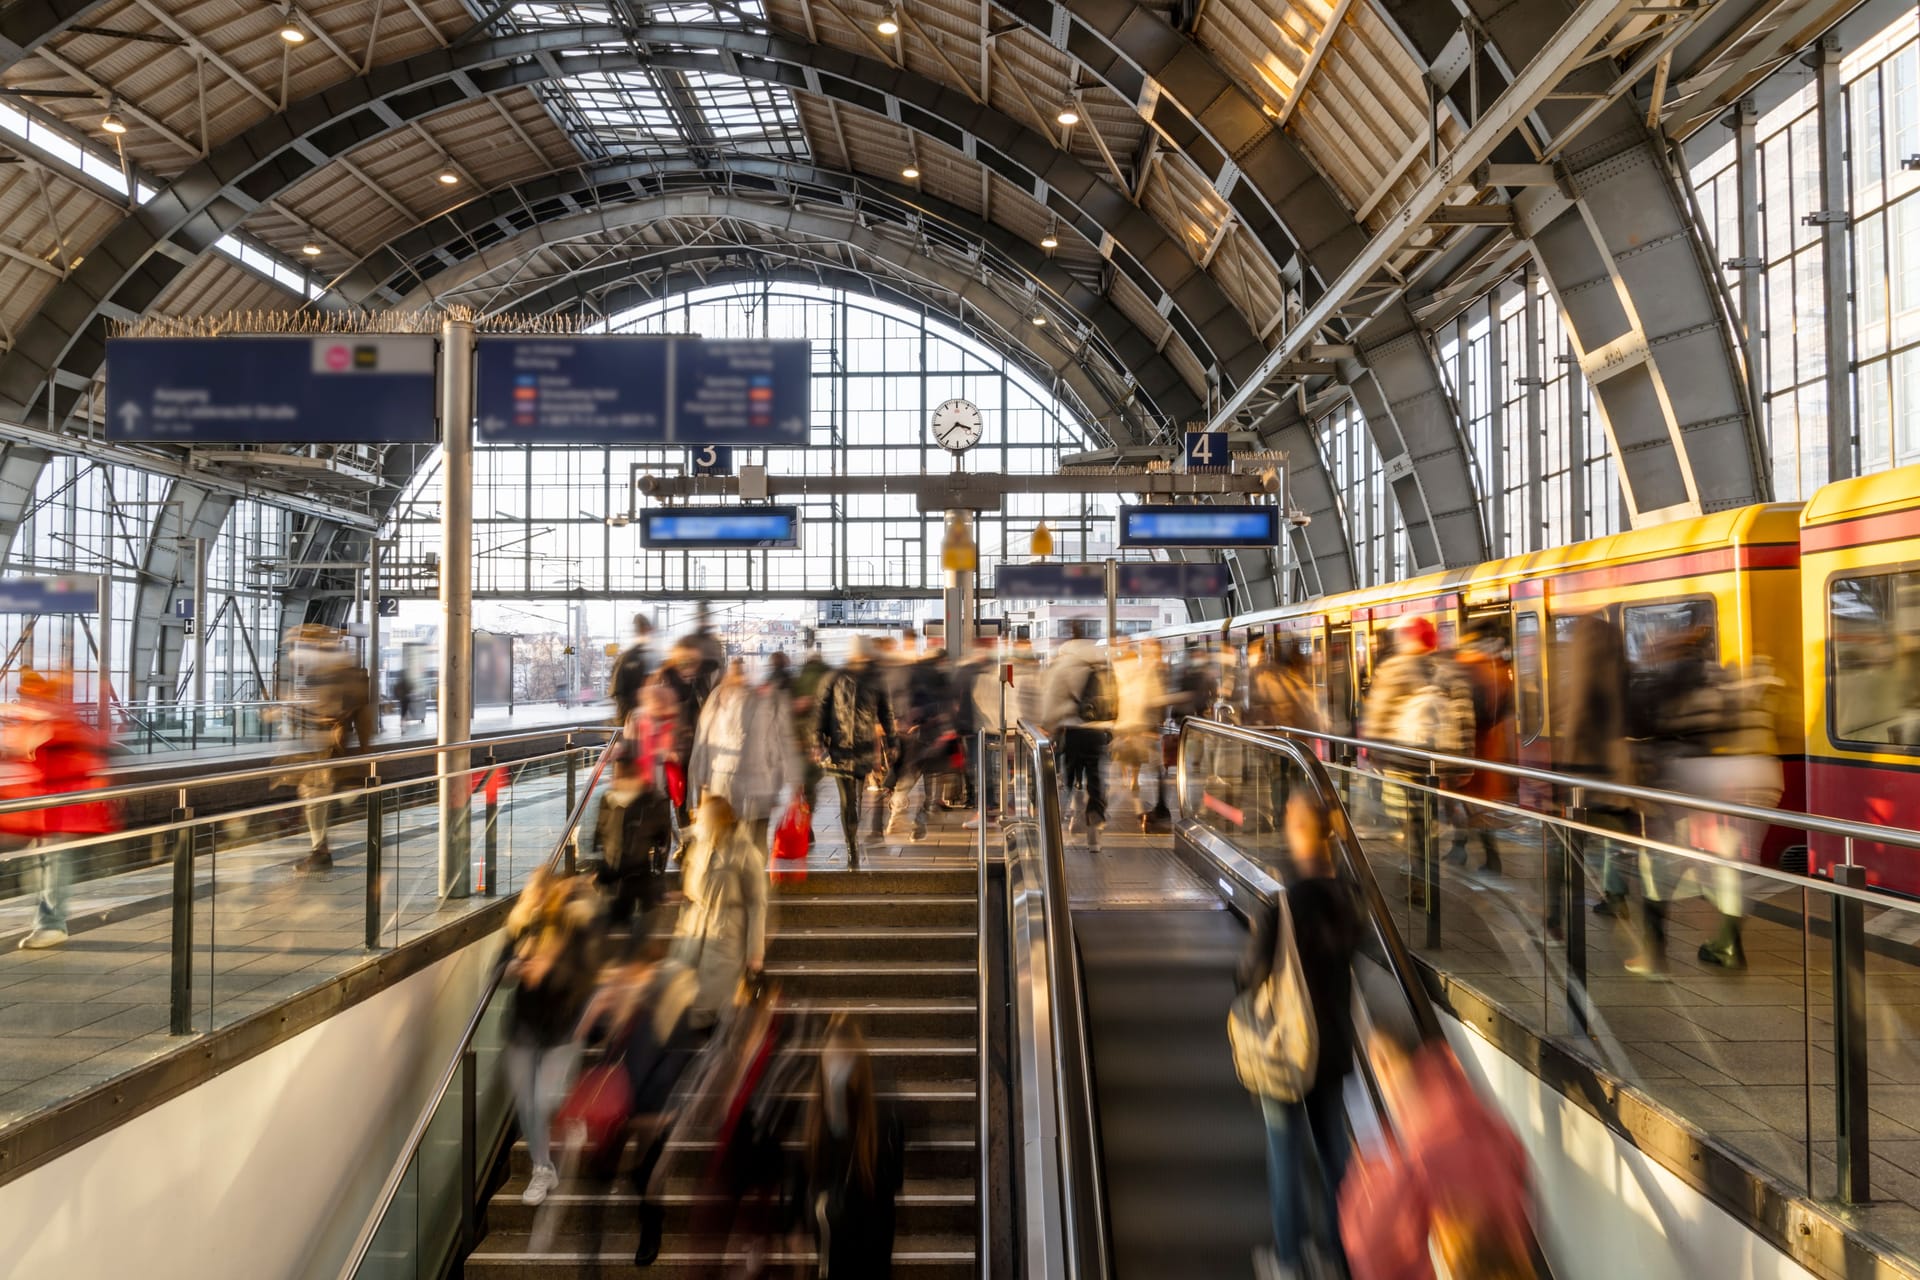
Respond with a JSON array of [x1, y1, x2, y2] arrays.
[[1042, 620, 1116, 850], [814, 639, 895, 869], [590, 748, 671, 933], [885, 640, 955, 842], [609, 612, 654, 724], [1235, 791, 1361, 1278], [1360, 616, 1475, 891]]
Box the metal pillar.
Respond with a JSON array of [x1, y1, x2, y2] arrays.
[[1523, 265, 1545, 553], [1809, 37, 1855, 486], [1832, 864, 1871, 1201], [1103, 558, 1118, 647], [367, 539, 381, 733], [1483, 291, 1507, 555], [1728, 98, 1767, 478], [190, 537, 207, 718], [95, 572, 110, 731], [1566, 348, 1589, 544], [438, 317, 475, 899]]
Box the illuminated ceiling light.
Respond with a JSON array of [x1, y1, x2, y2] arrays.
[[68, 256, 83, 268], [278, 16, 306, 42], [1029, 312, 1047, 327], [301, 240, 322, 257], [901, 165, 919, 179], [100, 104, 127, 135], [1056, 107, 1080, 126], [876, 11, 900, 36], [437, 168, 460, 185], [1040, 231, 1058, 249]]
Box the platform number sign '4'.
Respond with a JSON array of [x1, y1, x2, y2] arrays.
[[691, 445, 733, 477], [1185, 431, 1230, 473]]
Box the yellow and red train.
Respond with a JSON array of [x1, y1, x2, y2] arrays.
[[1141, 461, 1920, 893]]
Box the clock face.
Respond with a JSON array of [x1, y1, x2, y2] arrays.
[[931, 398, 983, 453]]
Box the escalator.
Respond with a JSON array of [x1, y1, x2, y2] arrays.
[[999, 718, 1551, 1280]]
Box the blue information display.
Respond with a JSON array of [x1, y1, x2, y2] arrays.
[[476, 337, 809, 446], [106, 336, 437, 444], [996, 562, 1232, 600], [0, 575, 100, 614], [1118, 505, 1280, 549], [640, 505, 800, 549]]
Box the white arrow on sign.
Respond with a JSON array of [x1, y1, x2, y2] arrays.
[[117, 402, 142, 431]]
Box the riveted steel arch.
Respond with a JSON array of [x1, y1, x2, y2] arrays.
[[0, 26, 1255, 434]]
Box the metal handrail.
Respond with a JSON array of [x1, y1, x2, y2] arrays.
[[333, 731, 623, 1280], [1010, 718, 1110, 1280], [0, 722, 614, 819], [974, 729, 993, 1273], [1247, 721, 1920, 863]]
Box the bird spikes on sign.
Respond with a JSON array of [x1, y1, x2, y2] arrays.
[[109, 307, 586, 339]]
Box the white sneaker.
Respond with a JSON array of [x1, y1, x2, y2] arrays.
[[522, 1162, 559, 1206], [19, 926, 68, 950]]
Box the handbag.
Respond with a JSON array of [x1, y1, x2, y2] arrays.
[[1227, 893, 1319, 1102], [772, 801, 811, 862], [664, 759, 687, 809], [555, 1059, 632, 1164]]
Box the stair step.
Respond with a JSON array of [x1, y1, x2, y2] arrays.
[[763, 961, 977, 999], [768, 868, 976, 896], [465, 1235, 975, 1277], [510, 1131, 979, 1181], [769, 894, 975, 927], [768, 927, 976, 962], [487, 1177, 975, 1234]]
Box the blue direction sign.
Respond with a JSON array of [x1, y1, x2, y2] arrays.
[[173, 599, 193, 620], [106, 336, 437, 444], [476, 337, 810, 446], [0, 575, 99, 614], [690, 445, 734, 476], [1118, 505, 1280, 549], [1184, 431, 1231, 471], [995, 562, 1232, 599]]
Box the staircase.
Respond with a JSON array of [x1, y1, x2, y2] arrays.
[[467, 866, 981, 1277]]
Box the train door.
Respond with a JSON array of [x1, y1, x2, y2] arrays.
[[1512, 587, 1551, 775], [1325, 620, 1355, 739]]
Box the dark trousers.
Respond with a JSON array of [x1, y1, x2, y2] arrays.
[[834, 773, 866, 858], [1060, 727, 1108, 825]]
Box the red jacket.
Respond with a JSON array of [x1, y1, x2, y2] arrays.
[[0, 711, 115, 837]]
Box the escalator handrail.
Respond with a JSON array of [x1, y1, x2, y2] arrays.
[[1178, 718, 1444, 1042], [1010, 719, 1111, 1280], [1177, 717, 1556, 1278], [332, 732, 623, 1280]]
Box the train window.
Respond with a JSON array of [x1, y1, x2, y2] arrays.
[[1828, 570, 1920, 751], [1622, 599, 1718, 668], [1515, 613, 1544, 744]]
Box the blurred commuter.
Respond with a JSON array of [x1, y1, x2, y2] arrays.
[[788, 648, 832, 821], [1554, 615, 1635, 936], [816, 638, 895, 869], [690, 658, 800, 854], [610, 612, 655, 724], [673, 795, 769, 1026], [4, 670, 114, 950], [649, 641, 707, 823], [1009, 635, 1045, 730], [961, 636, 1004, 824], [1447, 625, 1513, 874], [1248, 635, 1320, 732], [591, 744, 671, 931], [500, 868, 600, 1208], [688, 602, 726, 704], [1360, 616, 1473, 893], [798, 1012, 906, 1279], [1238, 792, 1360, 1278], [392, 669, 417, 726], [1173, 642, 1221, 727], [1339, 1037, 1533, 1280], [1043, 620, 1115, 850], [886, 638, 955, 842], [285, 627, 372, 874]]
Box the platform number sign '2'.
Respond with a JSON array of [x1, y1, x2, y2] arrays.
[[1185, 431, 1230, 472], [691, 445, 733, 476]]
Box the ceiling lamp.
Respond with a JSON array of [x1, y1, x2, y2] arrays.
[[1056, 107, 1080, 126], [877, 10, 900, 36], [437, 168, 460, 185], [278, 14, 306, 42], [1040, 230, 1058, 249], [1030, 312, 1047, 327], [901, 165, 919, 179], [100, 103, 127, 135], [301, 240, 322, 257]]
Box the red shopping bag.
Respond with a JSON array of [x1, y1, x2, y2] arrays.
[[772, 801, 811, 862], [663, 759, 686, 809], [555, 1060, 631, 1165]]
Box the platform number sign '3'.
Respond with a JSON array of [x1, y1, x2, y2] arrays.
[[1185, 431, 1230, 472], [691, 445, 733, 477]]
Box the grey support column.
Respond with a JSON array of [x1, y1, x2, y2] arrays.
[[1728, 99, 1767, 471], [367, 538, 382, 733], [1566, 344, 1589, 544], [1523, 264, 1545, 553], [438, 316, 476, 900], [191, 536, 207, 726], [1485, 291, 1506, 553], [1810, 36, 1855, 485]]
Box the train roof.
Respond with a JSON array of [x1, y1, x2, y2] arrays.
[[1802, 461, 1920, 530], [1147, 501, 1802, 640]]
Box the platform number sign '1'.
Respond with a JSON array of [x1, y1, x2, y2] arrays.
[[691, 445, 733, 476], [1185, 431, 1230, 472]]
